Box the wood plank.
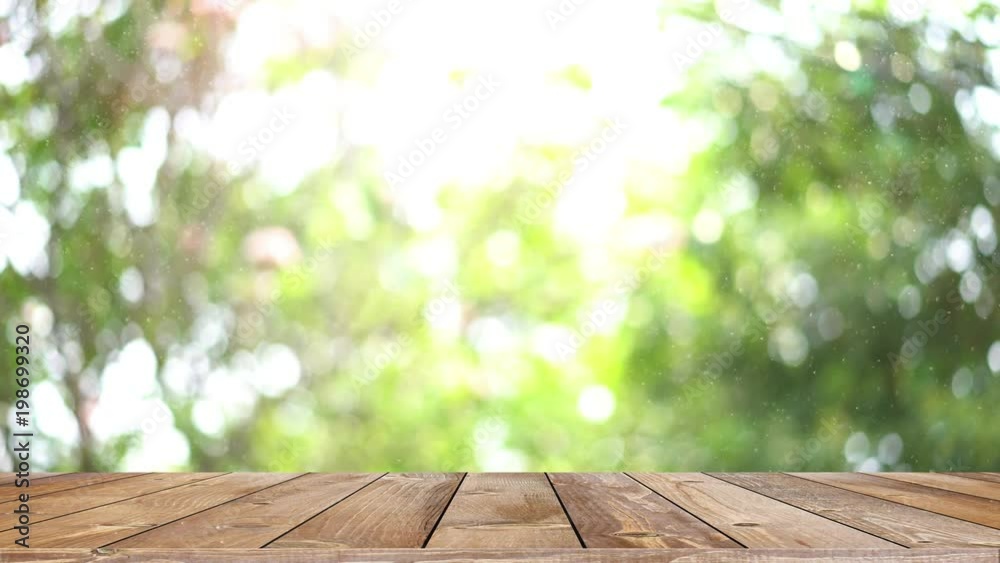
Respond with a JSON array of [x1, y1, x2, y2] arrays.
[[0, 472, 58, 486], [0, 473, 297, 547], [630, 472, 896, 548], [714, 473, 1000, 548], [873, 473, 1000, 502], [425, 473, 580, 548], [0, 473, 224, 526], [952, 473, 1000, 486], [1, 548, 995, 562], [0, 473, 146, 504], [546, 472, 739, 548], [108, 473, 383, 548], [268, 473, 464, 549], [794, 473, 1000, 529]]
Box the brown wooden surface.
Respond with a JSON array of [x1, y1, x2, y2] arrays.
[[2, 473, 224, 526], [0, 473, 294, 547], [793, 472, 1000, 529], [0, 473, 144, 504], [0, 472, 57, 486], [548, 472, 738, 548], [713, 473, 1000, 548], [1, 472, 999, 561], [630, 472, 896, 548], [872, 472, 1000, 502], [954, 473, 1000, 485], [0, 548, 996, 562], [425, 473, 580, 548], [108, 473, 383, 548], [268, 473, 464, 548]]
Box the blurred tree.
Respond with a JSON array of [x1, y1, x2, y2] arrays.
[[0, 0, 997, 472]]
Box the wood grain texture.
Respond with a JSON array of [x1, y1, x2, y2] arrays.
[[0, 472, 58, 486], [268, 473, 464, 549], [714, 473, 1000, 548], [107, 473, 383, 548], [547, 472, 739, 548], [793, 472, 1000, 529], [0, 473, 224, 526], [4, 472, 1000, 556], [630, 472, 896, 548], [0, 473, 296, 548], [872, 473, 1000, 502], [1, 548, 996, 562], [0, 473, 146, 504], [951, 473, 1000, 485], [425, 473, 580, 548]]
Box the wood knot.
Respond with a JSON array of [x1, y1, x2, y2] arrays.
[[613, 531, 661, 537]]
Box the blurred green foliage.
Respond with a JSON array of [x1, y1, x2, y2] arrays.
[[0, 0, 998, 472]]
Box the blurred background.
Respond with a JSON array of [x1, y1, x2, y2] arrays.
[[1, 0, 999, 472]]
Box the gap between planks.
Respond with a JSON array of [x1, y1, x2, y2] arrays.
[[629, 472, 899, 549], [788, 473, 1000, 530], [266, 473, 463, 549], [863, 472, 1000, 502], [545, 472, 586, 548], [715, 473, 1000, 549], [111, 473, 385, 549], [0, 473, 148, 505], [421, 472, 467, 548], [0, 473, 232, 534], [261, 473, 388, 548]]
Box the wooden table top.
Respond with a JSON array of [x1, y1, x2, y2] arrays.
[[1, 472, 999, 561]]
